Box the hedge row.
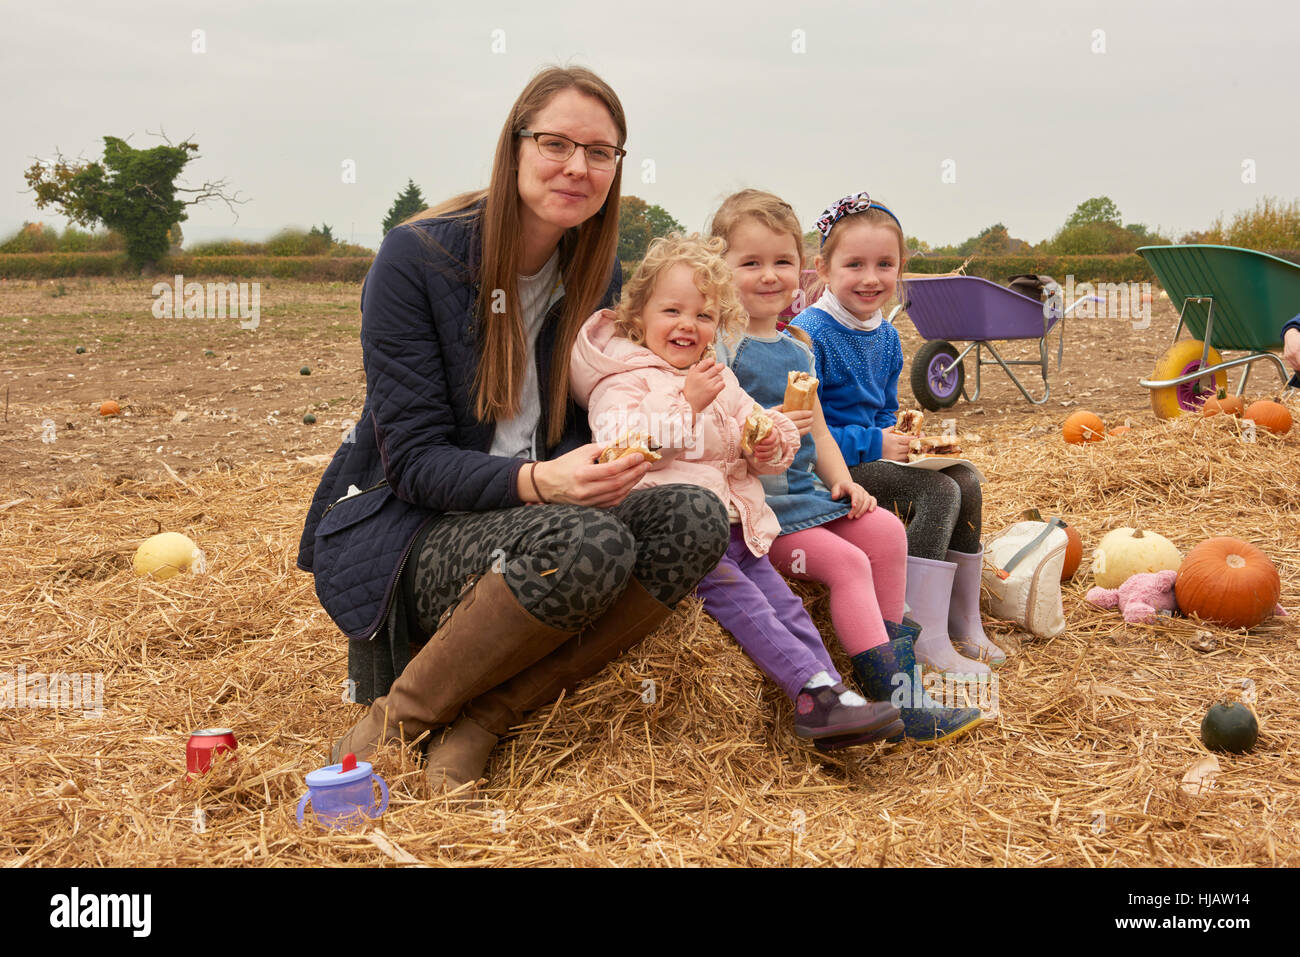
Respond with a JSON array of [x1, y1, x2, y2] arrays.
[[0, 253, 374, 281], [8, 250, 1299, 284], [163, 256, 373, 281], [908, 250, 1300, 283], [904, 254, 1154, 284], [0, 253, 132, 277]]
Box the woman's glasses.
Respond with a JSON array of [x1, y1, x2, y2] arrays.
[[519, 130, 626, 170]]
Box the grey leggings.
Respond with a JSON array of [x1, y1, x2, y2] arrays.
[[849, 460, 982, 560], [400, 484, 730, 635]]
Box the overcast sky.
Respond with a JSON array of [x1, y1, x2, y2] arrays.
[[4, 0, 1297, 252]]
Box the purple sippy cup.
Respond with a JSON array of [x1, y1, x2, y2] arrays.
[[296, 752, 389, 830]]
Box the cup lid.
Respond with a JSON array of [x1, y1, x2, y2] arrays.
[[304, 756, 374, 788]]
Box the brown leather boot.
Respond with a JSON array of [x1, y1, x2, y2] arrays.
[[331, 571, 574, 764], [423, 577, 672, 792], [465, 577, 671, 736], [422, 717, 500, 796]]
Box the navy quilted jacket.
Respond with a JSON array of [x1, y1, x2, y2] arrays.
[[296, 206, 621, 642]]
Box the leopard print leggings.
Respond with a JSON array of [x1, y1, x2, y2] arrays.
[[401, 484, 730, 635]]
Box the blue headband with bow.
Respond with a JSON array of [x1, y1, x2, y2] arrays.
[[814, 191, 903, 245]]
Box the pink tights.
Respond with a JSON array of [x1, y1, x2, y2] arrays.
[[766, 508, 907, 656]]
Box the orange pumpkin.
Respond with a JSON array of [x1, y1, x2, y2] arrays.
[[1243, 399, 1292, 435], [1108, 425, 1131, 436], [99, 400, 121, 416], [1201, 389, 1244, 417], [1063, 411, 1105, 444], [1061, 523, 1083, 581], [1175, 537, 1281, 629]]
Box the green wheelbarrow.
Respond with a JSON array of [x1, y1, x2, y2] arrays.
[[1137, 244, 1300, 418]]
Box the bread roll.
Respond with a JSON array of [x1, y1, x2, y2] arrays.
[[597, 431, 662, 464], [783, 371, 819, 412], [740, 404, 774, 454]]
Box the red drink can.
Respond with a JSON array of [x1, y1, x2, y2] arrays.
[[186, 728, 238, 776]]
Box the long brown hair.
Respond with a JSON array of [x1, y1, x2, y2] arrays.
[[401, 66, 626, 447], [708, 189, 813, 348]]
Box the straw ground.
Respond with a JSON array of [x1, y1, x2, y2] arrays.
[[1, 279, 1297, 866]]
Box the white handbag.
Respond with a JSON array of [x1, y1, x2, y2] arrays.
[[982, 519, 1068, 638]]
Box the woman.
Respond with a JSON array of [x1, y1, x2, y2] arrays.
[[296, 67, 730, 795]]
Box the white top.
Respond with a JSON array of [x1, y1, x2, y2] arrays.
[[813, 289, 883, 332], [488, 249, 562, 460]]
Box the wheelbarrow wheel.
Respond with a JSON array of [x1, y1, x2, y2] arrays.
[[1149, 339, 1227, 420], [911, 340, 964, 411]]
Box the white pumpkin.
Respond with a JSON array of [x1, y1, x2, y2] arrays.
[[133, 532, 200, 580], [1091, 527, 1181, 588]]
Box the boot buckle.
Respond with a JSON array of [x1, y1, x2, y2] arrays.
[[436, 573, 484, 633]]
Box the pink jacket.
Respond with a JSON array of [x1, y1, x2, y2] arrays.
[[570, 309, 799, 556]]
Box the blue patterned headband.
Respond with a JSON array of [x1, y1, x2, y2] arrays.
[[814, 191, 903, 245]]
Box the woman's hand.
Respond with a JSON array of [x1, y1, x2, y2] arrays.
[[683, 358, 725, 413], [774, 405, 814, 436], [532, 443, 650, 508], [831, 480, 876, 519], [881, 427, 911, 462]]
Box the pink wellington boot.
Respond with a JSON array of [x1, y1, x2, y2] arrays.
[[905, 555, 990, 676], [945, 547, 1006, 668]]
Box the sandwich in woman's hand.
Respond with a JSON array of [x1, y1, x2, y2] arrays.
[[740, 404, 774, 454], [782, 371, 819, 412], [597, 430, 663, 464], [896, 409, 925, 437]]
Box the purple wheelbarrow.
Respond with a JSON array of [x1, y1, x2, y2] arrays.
[[899, 276, 1100, 409]]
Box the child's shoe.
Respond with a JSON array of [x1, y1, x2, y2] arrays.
[[905, 555, 991, 675], [793, 681, 901, 741], [812, 705, 905, 752], [850, 621, 984, 744], [809, 694, 905, 752], [945, 547, 1006, 667]]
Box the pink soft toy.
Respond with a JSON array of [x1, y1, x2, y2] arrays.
[[1086, 569, 1179, 624]]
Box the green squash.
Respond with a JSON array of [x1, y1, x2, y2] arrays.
[[1200, 702, 1258, 754], [299, 366, 311, 376], [302, 413, 316, 424]]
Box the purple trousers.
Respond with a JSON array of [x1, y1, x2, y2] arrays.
[[694, 525, 840, 700]]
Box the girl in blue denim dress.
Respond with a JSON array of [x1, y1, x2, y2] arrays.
[[708, 190, 981, 746]]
